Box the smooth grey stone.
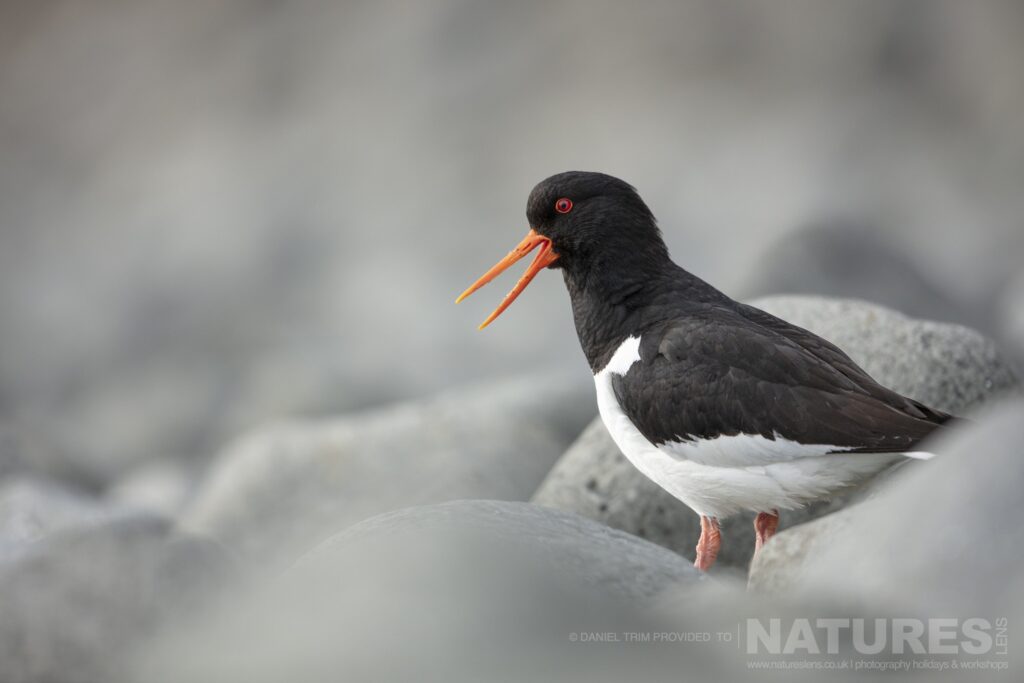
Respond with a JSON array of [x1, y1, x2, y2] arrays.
[[297, 500, 705, 603], [0, 517, 233, 683], [180, 373, 594, 566], [133, 501, 721, 683]]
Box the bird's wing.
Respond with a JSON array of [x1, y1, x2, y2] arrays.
[[732, 302, 952, 425], [612, 304, 949, 461]]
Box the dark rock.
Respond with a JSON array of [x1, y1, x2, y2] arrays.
[[180, 374, 594, 566]]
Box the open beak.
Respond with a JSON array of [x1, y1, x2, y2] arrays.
[[455, 229, 560, 329]]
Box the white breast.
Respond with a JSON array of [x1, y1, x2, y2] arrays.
[[592, 335, 901, 519]]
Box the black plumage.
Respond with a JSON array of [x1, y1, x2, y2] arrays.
[[524, 171, 955, 453], [611, 302, 952, 453]]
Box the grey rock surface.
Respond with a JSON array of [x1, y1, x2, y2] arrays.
[[0, 477, 131, 555], [533, 296, 1018, 570], [997, 267, 1024, 370], [745, 505, 859, 595], [135, 501, 727, 683], [749, 398, 1024, 621], [132, 493, 1023, 681], [300, 500, 704, 603], [0, 423, 104, 491], [106, 458, 196, 520], [0, 517, 233, 683], [0, 425, 44, 483], [180, 373, 594, 565]]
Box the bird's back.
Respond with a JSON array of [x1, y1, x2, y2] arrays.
[[609, 296, 953, 455]]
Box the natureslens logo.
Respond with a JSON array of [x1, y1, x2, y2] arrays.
[[746, 617, 1006, 656], [743, 617, 1008, 672]]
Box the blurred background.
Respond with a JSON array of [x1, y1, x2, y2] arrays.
[[2, 0, 1023, 485]]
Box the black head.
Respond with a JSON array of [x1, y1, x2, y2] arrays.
[[457, 171, 673, 329], [525, 171, 667, 272]]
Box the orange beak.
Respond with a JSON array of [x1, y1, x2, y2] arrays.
[[455, 229, 560, 329]]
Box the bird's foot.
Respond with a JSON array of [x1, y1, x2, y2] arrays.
[[754, 509, 780, 553], [694, 515, 721, 571]]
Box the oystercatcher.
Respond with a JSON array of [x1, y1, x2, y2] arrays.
[[457, 171, 954, 571]]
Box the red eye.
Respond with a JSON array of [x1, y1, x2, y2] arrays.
[[555, 198, 573, 213]]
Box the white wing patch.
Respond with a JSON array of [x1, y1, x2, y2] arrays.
[[659, 432, 854, 468], [601, 335, 641, 376]]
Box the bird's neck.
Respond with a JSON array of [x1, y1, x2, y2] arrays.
[[561, 248, 726, 373]]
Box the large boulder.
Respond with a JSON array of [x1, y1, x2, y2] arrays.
[[533, 296, 1019, 570], [134, 501, 721, 683], [297, 500, 704, 603], [744, 504, 860, 595], [179, 373, 594, 565], [0, 517, 233, 683]]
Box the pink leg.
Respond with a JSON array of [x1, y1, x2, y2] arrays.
[[754, 509, 780, 553], [694, 515, 721, 571]]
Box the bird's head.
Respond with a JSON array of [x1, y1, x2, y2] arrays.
[[457, 171, 665, 329]]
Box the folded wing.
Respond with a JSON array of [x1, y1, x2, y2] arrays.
[[611, 303, 952, 462]]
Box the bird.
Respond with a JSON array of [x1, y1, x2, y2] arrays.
[[456, 171, 956, 572]]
